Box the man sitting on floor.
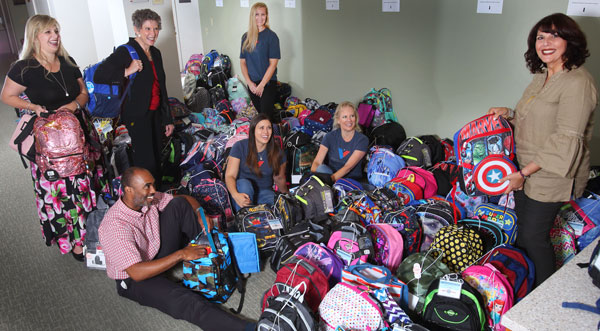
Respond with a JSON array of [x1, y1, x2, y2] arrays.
[[99, 166, 253, 331]]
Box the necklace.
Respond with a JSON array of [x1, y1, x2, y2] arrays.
[[50, 69, 69, 97]]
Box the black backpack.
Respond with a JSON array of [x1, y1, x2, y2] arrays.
[[274, 193, 305, 234], [209, 84, 228, 108], [269, 221, 329, 272], [422, 276, 487, 331], [257, 293, 316, 331], [396, 136, 433, 168], [207, 67, 228, 89], [236, 204, 281, 252], [418, 135, 445, 165], [186, 87, 210, 113], [294, 175, 335, 222], [369, 121, 407, 151]]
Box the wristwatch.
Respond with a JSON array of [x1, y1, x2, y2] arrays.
[[74, 100, 82, 111]]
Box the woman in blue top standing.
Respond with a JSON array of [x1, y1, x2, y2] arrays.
[[225, 114, 288, 211], [311, 101, 369, 181], [240, 2, 280, 122]]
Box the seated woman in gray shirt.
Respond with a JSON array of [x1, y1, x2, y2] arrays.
[[311, 101, 369, 181], [225, 114, 288, 211]]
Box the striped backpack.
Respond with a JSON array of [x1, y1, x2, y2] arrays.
[[550, 214, 578, 268]]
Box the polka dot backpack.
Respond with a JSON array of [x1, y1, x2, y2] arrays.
[[429, 225, 485, 273]]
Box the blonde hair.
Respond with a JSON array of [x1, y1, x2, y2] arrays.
[[333, 101, 361, 132], [242, 2, 269, 53], [20, 15, 75, 68]]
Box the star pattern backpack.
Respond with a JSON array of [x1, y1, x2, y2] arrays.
[[454, 114, 515, 196]]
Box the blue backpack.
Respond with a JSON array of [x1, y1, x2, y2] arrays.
[[182, 208, 246, 313], [367, 146, 405, 188], [83, 44, 139, 118]]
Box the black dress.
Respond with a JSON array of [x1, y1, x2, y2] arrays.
[[8, 57, 96, 254], [94, 38, 172, 180]]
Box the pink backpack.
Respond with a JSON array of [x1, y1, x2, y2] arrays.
[[395, 166, 438, 198], [34, 111, 87, 178], [367, 223, 404, 273], [462, 263, 514, 330], [327, 223, 372, 266], [319, 282, 388, 331]]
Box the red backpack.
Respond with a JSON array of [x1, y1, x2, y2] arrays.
[[34, 111, 87, 178], [262, 255, 329, 313]]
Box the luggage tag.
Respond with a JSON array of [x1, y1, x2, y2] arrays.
[[44, 169, 59, 182], [322, 190, 334, 213], [182, 117, 191, 125], [438, 274, 462, 299], [336, 249, 353, 263], [268, 218, 283, 230], [567, 219, 584, 237]]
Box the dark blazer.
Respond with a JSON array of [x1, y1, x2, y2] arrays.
[[94, 38, 172, 126]]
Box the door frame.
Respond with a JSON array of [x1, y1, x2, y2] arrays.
[[0, 0, 20, 57]]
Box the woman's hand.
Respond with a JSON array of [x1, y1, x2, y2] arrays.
[[233, 192, 251, 208], [498, 172, 525, 194], [31, 104, 48, 116], [125, 59, 143, 77], [248, 81, 258, 95], [254, 83, 265, 97], [57, 101, 77, 113], [488, 107, 511, 119], [165, 124, 174, 137]]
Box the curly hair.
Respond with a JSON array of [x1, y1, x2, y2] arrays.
[[132, 9, 162, 30], [524, 13, 589, 73]]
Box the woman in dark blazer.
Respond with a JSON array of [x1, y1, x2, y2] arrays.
[[94, 9, 173, 183]]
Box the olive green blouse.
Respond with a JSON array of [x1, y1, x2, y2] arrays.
[[513, 66, 598, 202]]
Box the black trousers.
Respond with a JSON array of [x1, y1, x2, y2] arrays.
[[115, 197, 249, 331], [249, 80, 277, 122], [124, 110, 163, 182], [514, 190, 564, 287]]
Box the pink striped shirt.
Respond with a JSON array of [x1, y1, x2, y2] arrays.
[[99, 192, 173, 280]]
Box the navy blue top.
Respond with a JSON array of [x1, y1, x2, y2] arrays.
[[230, 139, 286, 190], [321, 129, 369, 179], [240, 28, 280, 82]]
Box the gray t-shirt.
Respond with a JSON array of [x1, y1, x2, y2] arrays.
[[321, 129, 368, 179], [230, 139, 286, 189]]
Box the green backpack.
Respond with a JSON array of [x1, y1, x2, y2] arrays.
[[396, 250, 451, 313]]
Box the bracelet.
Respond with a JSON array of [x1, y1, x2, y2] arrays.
[[519, 170, 530, 179], [507, 108, 515, 120], [74, 100, 82, 110]]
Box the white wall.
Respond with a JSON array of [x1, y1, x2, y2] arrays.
[[7, 1, 28, 49], [88, 0, 129, 61]]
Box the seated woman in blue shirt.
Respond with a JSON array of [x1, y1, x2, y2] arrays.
[[225, 114, 288, 211], [311, 101, 369, 181]]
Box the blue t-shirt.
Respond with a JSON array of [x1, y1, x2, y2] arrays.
[[240, 28, 280, 82], [321, 129, 369, 179], [230, 139, 286, 189]]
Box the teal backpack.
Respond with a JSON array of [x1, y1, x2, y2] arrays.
[[182, 208, 246, 313]]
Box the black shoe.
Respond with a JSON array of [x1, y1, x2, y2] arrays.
[[71, 250, 85, 262]]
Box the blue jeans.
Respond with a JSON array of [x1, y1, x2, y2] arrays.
[[316, 164, 333, 174], [233, 178, 275, 211]]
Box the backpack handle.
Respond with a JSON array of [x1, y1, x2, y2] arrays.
[[197, 207, 217, 253], [346, 264, 393, 284]]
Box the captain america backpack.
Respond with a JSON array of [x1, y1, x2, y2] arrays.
[[454, 114, 515, 196]]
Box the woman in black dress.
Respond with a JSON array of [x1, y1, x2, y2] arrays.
[[94, 9, 173, 184], [1, 15, 92, 261]]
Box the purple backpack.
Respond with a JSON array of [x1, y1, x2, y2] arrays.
[[367, 223, 404, 274], [294, 242, 344, 288]]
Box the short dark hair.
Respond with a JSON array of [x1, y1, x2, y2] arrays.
[[132, 9, 162, 30], [121, 166, 145, 189], [525, 13, 589, 73]]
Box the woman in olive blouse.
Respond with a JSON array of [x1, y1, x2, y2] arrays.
[[489, 13, 598, 286]]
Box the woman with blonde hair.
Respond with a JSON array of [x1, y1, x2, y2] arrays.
[[311, 101, 368, 181], [0, 14, 92, 261], [240, 2, 280, 122]]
